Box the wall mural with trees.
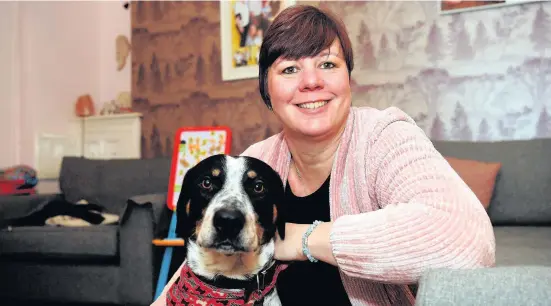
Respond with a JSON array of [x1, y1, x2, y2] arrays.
[[337, 1, 551, 141], [132, 1, 551, 159]]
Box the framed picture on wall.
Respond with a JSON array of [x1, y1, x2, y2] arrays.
[[220, 0, 296, 81], [439, 0, 542, 15]]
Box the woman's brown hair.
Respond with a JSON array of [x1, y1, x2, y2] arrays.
[[258, 4, 354, 109]]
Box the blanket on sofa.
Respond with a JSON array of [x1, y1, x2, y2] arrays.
[[2, 198, 118, 228]]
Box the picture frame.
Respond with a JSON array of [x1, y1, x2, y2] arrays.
[[220, 0, 296, 81], [439, 0, 543, 15]]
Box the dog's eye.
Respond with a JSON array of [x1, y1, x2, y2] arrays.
[[200, 178, 212, 190], [253, 182, 264, 193]]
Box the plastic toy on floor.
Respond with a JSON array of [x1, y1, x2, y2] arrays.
[[152, 126, 232, 300]]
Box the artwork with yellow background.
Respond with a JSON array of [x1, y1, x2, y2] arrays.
[[229, 0, 294, 68]]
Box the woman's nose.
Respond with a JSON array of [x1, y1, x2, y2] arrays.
[[299, 68, 324, 91]]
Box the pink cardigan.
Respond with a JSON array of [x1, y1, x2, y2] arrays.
[[240, 106, 496, 305], [151, 106, 495, 306]]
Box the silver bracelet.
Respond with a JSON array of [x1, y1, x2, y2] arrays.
[[302, 220, 323, 263]]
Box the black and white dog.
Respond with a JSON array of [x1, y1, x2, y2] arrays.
[[163, 154, 288, 306]]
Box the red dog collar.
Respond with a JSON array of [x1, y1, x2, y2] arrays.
[[166, 261, 288, 306]]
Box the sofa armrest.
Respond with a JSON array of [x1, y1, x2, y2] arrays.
[[0, 193, 62, 228], [117, 194, 167, 305], [415, 266, 551, 306]]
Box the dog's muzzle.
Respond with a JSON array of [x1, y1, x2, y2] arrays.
[[214, 208, 245, 238], [212, 208, 247, 252]]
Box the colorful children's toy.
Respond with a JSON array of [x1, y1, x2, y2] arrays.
[[153, 126, 232, 299]]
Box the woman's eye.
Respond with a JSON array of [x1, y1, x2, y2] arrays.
[[200, 178, 212, 190], [253, 182, 265, 193], [282, 66, 298, 74], [320, 62, 335, 69]]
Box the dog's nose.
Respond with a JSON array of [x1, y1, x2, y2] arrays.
[[213, 208, 245, 238]]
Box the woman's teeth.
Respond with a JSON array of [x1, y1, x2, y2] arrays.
[[297, 100, 329, 109]]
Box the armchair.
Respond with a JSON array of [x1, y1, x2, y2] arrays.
[[0, 156, 172, 306]]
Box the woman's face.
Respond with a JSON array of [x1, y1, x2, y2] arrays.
[[267, 39, 351, 140]]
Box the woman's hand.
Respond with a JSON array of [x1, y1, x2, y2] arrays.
[[274, 222, 338, 266], [274, 223, 308, 261]]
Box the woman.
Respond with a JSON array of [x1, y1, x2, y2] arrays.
[[241, 4, 495, 305]]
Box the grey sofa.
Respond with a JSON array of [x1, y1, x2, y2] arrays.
[[0, 156, 172, 306], [432, 138, 551, 266], [415, 266, 551, 305], [415, 138, 551, 305]]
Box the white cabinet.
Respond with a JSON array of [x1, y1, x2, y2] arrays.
[[82, 113, 142, 159]]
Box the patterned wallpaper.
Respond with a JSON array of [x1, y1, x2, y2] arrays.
[[131, 1, 551, 158], [329, 1, 551, 141]]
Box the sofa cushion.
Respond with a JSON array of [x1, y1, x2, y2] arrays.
[[494, 226, 551, 267], [431, 139, 551, 225], [444, 156, 501, 210], [59, 157, 103, 205], [0, 224, 118, 259], [97, 158, 171, 214], [58, 157, 171, 215]]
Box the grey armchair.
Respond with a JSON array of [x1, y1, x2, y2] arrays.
[[0, 156, 172, 306]]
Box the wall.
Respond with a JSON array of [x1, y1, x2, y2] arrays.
[[0, 2, 21, 169], [334, 1, 551, 141], [132, 1, 551, 159], [0, 2, 131, 172], [131, 1, 281, 157]]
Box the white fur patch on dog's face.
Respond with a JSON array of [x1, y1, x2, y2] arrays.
[[196, 156, 259, 253]]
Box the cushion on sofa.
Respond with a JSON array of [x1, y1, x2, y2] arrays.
[[59, 157, 171, 215], [494, 226, 551, 266], [444, 156, 501, 210], [432, 139, 551, 225]]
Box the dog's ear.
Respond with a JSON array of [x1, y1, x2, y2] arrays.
[[175, 167, 196, 240], [274, 181, 286, 240]]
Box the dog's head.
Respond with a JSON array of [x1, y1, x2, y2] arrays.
[[176, 154, 285, 255]]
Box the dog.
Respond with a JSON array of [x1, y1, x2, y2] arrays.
[[164, 154, 288, 306]]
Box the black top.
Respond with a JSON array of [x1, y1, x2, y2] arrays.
[[276, 176, 352, 306]]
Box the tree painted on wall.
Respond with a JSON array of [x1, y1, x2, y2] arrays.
[[448, 14, 474, 61], [165, 63, 171, 83], [498, 119, 513, 138], [165, 136, 173, 157], [430, 114, 447, 140], [196, 55, 205, 87], [150, 124, 163, 158], [137, 63, 146, 88], [536, 106, 551, 138], [477, 118, 491, 141], [425, 22, 445, 64], [151, 53, 163, 93], [357, 21, 376, 68], [530, 4, 551, 55], [474, 21, 489, 54], [451, 101, 472, 140], [456, 26, 474, 61], [209, 43, 222, 85], [378, 33, 390, 58]]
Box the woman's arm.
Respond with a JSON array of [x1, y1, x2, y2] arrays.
[[277, 118, 496, 284], [326, 119, 496, 284]]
